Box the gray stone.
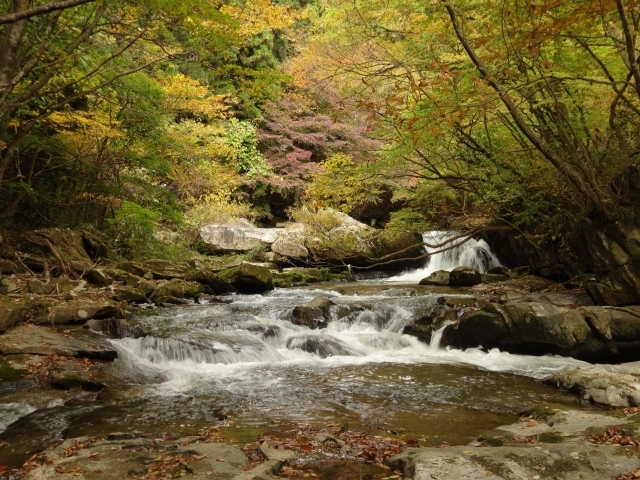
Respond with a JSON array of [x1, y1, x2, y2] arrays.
[[85, 268, 113, 286], [271, 234, 308, 259], [448, 266, 482, 286], [0, 306, 28, 333], [546, 365, 640, 407], [111, 286, 148, 304], [419, 270, 450, 286], [0, 324, 117, 359], [487, 266, 510, 276], [200, 222, 280, 253]]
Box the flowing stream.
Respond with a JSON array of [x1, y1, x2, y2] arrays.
[[0, 234, 593, 468]]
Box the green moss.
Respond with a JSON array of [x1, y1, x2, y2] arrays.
[[538, 432, 567, 443], [0, 362, 26, 382]]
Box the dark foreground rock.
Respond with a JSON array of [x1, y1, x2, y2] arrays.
[[0, 325, 117, 360], [441, 303, 640, 362], [448, 266, 482, 286], [291, 297, 335, 329]]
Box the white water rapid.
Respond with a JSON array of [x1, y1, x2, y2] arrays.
[[113, 289, 585, 398], [388, 231, 502, 282]]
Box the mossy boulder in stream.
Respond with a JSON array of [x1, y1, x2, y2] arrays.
[[151, 279, 208, 303], [218, 263, 273, 293]]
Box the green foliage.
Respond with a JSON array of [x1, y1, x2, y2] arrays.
[[109, 201, 159, 250], [224, 119, 271, 177]]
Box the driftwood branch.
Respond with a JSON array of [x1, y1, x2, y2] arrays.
[[0, 0, 96, 25]]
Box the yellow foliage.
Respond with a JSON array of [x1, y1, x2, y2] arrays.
[[305, 153, 380, 212], [221, 0, 306, 38], [159, 73, 230, 119]]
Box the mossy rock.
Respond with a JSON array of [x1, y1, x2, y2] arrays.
[[218, 263, 273, 294], [152, 279, 208, 302], [273, 268, 334, 287], [0, 362, 26, 382], [538, 431, 568, 443]]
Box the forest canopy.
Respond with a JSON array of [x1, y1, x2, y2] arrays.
[[1, 0, 639, 254]]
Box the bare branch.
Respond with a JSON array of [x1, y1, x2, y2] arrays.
[[0, 0, 96, 25]]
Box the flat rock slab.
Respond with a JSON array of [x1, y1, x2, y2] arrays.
[[21, 435, 266, 480], [0, 325, 117, 360], [392, 443, 639, 480]]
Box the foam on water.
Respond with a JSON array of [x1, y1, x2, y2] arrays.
[[113, 288, 588, 404]]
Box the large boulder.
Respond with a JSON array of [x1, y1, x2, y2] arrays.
[[448, 266, 482, 286], [200, 220, 280, 253], [218, 263, 274, 294], [271, 233, 308, 259], [441, 303, 640, 362], [419, 270, 450, 286], [291, 297, 335, 329]]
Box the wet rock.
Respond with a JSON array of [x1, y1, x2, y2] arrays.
[[419, 270, 450, 286], [291, 297, 335, 329], [0, 305, 29, 333], [389, 409, 638, 480], [273, 267, 334, 287], [84, 318, 129, 339], [442, 302, 640, 361], [50, 361, 106, 391], [31, 301, 120, 325], [151, 279, 207, 303], [379, 288, 417, 297], [487, 266, 510, 276], [0, 324, 117, 360], [218, 262, 274, 294], [84, 268, 113, 286], [188, 268, 237, 294], [546, 365, 640, 407], [247, 324, 281, 338], [480, 273, 509, 284], [448, 266, 482, 286], [286, 335, 353, 358]]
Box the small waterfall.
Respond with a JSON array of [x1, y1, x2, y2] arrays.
[[429, 321, 456, 350], [389, 231, 502, 282]]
